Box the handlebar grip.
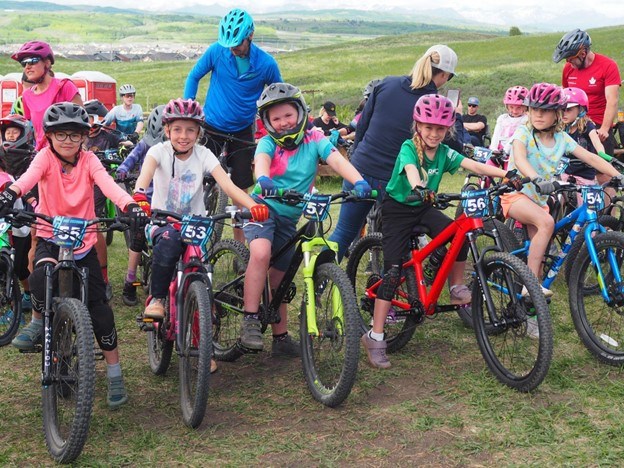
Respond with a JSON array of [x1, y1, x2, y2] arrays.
[[252, 186, 284, 196], [598, 151, 614, 162]]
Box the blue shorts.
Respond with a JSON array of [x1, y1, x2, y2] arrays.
[[243, 212, 297, 271]]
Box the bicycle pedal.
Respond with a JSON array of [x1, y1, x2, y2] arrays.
[[19, 345, 42, 354], [131, 281, 142, 287], [94, 350, 105, 361], [236, 340, 261, 354]]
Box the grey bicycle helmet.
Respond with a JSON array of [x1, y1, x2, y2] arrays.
[[84, 99, 109, 118], [143, 105, 166, 146], [257, 83, 308, 150], [553, 29, 591, 63], [0, 114, 35, 151], [218, 9, 254, 48], [43, 102, 90, 133], [363, 79, 381, 99], [119, 84, 136, 96]]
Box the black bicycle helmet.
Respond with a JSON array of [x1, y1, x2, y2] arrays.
[[553, 29, 592, 63], [257, 83, 308, 150], [143, 105, 166, 146], [84, 99, 109, 118], [43, 102, 90, 133], [0, 114, 35, 151]]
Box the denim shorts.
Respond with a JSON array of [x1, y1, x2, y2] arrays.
[[243, 212, 297, 271]]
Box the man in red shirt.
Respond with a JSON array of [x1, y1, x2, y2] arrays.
[[554, 28, 621, 155]]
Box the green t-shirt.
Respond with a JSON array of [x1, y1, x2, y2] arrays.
[[386, 139, 464, 206]]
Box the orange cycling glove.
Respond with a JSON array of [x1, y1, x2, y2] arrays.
[[132, 192, 152, 217], [250, 204, 269, 222]]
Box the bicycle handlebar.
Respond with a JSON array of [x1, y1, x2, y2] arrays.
[[252, 186, 379, 202], [150, 208, 252, 226], [7, 209, 130, 232], [405, 177, 531, 205]]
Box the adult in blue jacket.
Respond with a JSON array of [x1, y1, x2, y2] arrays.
[[329, 44, 460, 261], [183, 8, 282, 192]]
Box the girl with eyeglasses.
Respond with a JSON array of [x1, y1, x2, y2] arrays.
[[11, 41, 83, 151]]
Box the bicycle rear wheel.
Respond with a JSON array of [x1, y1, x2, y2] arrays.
[[301, 263, 359, 407], [569, 232, 624, 365], [208, 239, 249, 362], [204, 183, 228, 244], [473, 252, 553, 392], [0, 262, 22, 347], [147, 299, 173, 376], [179, 280, 212, 428], [346, 233, 419, 353], [42, 298, 95, 464]]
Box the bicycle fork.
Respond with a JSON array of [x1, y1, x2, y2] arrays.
[[302, 238, 342, 336]]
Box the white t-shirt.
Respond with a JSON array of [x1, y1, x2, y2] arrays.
[[148, 142, 220, 216]]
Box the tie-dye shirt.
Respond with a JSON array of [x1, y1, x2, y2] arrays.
[[254, 129, 333, 221], [507, 125, 578, 206]]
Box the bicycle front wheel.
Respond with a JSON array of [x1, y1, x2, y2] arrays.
[[179, 280, 213, 428], [473, 252, 553, 392], [346, 233, 419, 353], [42, 298, 95, 464], [301, 263, 359, 407], [0, 265, 22, 347], [208, 239, 249, 362], [569, 231, 624, 365]]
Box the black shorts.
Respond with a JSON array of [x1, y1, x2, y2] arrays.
[[94, 185, 107, 218], [203, 123, 255, 189]]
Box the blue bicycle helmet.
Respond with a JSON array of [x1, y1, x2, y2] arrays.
[[218, 9, 254, 48]]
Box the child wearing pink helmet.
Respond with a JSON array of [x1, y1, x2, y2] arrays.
[[489, 85, 529, 153], [361, 94, 521, 369]]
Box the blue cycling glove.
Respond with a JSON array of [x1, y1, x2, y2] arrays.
[[257, 176, 277, 197], [352, 179, 372, 199]]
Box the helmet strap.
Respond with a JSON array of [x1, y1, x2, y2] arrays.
[[170, 146, 192, 178], [47, 136, 79, 167]]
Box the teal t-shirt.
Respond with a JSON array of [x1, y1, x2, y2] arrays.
[[386, 139, 464, 206], [253, 129, 333, 221]]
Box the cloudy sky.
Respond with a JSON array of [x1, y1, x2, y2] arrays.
[[13, 0, 624, 29]]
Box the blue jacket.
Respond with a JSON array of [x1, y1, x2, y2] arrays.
[[183, 42, 282, 133]]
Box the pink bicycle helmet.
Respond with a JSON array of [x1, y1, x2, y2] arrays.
[[503, 86, 529, 106], [162, 98, 205, 124], [527, 83, 567, 110], [413, 94, 456, 127], [563, 87, 589, 110], [11, 41, 55, 64]]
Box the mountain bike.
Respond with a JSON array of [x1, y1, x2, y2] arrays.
[[495, 180, 624, 365], [208, 189, 365, 407], [8, 209, 129, 463], [347, 182, 553, 392], [0, 218, 22, 346], [137, 208, 250, 428]]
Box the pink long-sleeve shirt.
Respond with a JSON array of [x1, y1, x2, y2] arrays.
[[14, 147, 134, 254]]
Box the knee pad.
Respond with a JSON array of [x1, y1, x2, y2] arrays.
[[376, 266, 402, 301], [90, 302, 118, 351]]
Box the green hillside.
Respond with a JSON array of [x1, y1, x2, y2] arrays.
[[1, 25, 622, 123]]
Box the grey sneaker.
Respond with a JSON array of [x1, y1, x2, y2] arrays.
[[450, 284, 471, 305], [271, 334, 301, 358], [526, 317, 540, 339], [107, 376, 129, 409], [12, 321, 43, 350], [240, 315, 263, 351], [361, 332, 391, 369]]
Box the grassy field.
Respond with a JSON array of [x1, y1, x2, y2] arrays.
[[1, 174, 624, 465]]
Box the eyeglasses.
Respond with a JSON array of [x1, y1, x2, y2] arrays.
[[53, 132, 83, 143], [20, 57, 42, 67], [468, 104, 478, 108]]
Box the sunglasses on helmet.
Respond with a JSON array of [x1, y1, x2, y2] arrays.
[[20, 57, 42, 67]]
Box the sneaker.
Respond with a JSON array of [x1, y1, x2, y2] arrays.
[[144, 297, 165, 320], [11, 321, 43, 350], [361, 332, 391, 369], [450, 284, 472, 305], [271, 334, 301, 358], [521, 285, 554, 298], [107, 376, 129, 409], [239, 315, 263, 351], [21, 292, 32, 312], [122, 281, 138, 306], [105, 283, 113, 302], [526, 317, 540, 339], [0, 309, 25, 327]]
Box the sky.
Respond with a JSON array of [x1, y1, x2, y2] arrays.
[[11, 0, 624, 29]]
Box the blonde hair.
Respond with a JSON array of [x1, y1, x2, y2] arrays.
[[410, 122, 455, 184], [527, 108, 565, 134], [410, 50, 445, 90]]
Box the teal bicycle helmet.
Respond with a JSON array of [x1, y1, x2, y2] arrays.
[[218, 9, 254, 48]]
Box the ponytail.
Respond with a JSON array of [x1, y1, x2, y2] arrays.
[[410, 50, 446, 90], [411, 125, 429, 185]]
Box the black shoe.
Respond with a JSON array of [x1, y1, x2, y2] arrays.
[[122, 281, 138, 306], [271, 334, 301, 358]]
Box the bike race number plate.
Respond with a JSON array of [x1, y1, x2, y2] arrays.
[[461, 189, 489, 218], [180, 215, 215, 248], [303, 193, 332, 221], [472, 146, 492, 163], [52, 217, 88, 248], [0, 219, 11, 248], [581, 185, 605, 211]]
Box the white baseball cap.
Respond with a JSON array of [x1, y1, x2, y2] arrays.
[[425, 44, 458, 75]]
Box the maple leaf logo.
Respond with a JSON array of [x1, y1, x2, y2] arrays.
[[589, 77, 597, 85]]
